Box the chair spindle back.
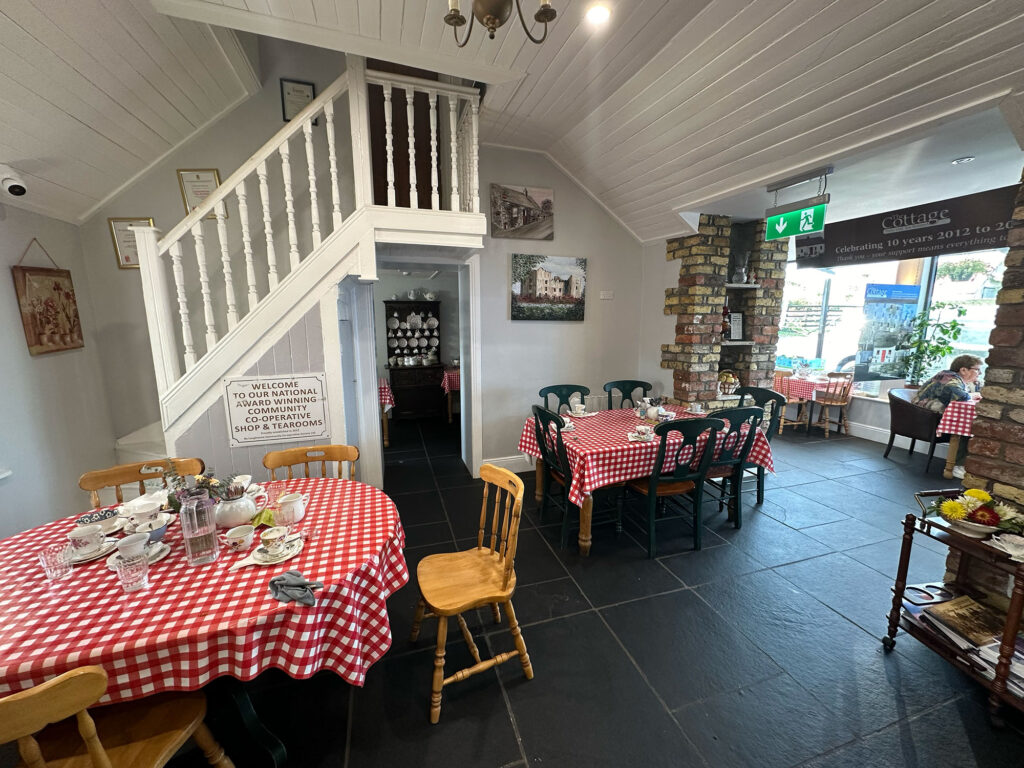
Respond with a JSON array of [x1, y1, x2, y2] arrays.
[[820, 372, 854, 404], [650, 418, 726, 489], [263, 444, 359, 480], [707, 406, 765, 472], [531, 406, 571, 481], [538, 384, 590, 415], [733, 387, 786, 442], [603, 380, 653, 410], [476, 464, 525, 590], [79, 458, 205, 509]]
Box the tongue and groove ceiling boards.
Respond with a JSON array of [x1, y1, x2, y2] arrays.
[[0, 0, 258, 223], [12, 0, 1024, 235]]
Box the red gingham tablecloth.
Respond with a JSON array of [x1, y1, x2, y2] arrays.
[[0, 478, 408, 703], [517, 407, 775, 507], [775, 375, 832, 401], [442, 368, 461, 394], [937, 399, 977, 437], [378, 377, 395, 411]]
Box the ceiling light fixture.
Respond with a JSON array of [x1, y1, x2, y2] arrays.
[[445, 0, 556, 47], [950, 156, 975, 165], [585, 5, 610, 24]]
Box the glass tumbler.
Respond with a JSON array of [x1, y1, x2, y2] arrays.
[[180, 494, 219, 566], [115, 552, 149, 593], [38, 543, 73, 581]]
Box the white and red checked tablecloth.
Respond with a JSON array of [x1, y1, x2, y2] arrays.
[[517, 407, 774, 507], [0, 477, 407, 704], [937, 399, 977, 437], [775, 375, 832, 401], [442, 368, 461, 394], [378, 378, 395, 412]]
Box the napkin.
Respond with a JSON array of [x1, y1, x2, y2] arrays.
[[251, 507, 277, 528], [268, 570, 323, 606]]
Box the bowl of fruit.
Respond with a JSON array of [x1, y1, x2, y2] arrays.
[[717, 370, 739, 395]]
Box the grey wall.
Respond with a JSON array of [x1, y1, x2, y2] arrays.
[[78, 37, 350, 439], [373, 271, 460, 377], [639, 239, 679, 399], [0, 206, 117, 537], [477, 147, 645, 462]]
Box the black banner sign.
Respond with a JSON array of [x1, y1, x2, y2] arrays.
[[795, 185, 1016, 269]]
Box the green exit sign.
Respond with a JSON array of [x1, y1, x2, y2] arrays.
[[766, 203, 827, 241]]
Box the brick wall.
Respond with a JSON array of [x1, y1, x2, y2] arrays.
[[660, 214, 788, 406]]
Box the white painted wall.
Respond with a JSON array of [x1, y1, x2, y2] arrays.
[[77, 37, 350, 438], [639, 239, 679, 398], [477, 146, 644, 464], [0, 206, 117, 537]]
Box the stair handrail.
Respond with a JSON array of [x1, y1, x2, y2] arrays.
[[157, 71, 352, 255], [363, 70, 481, 100]]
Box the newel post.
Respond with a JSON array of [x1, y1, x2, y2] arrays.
[[132, 226, 181, 395], [345, 55, 374, 209]]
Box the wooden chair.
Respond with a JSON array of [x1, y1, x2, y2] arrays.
[[734, 387, 786, 504], [704, 406, 765, 531], [538, 384, 590, 415], [262, 444, 359, 480], [78, 458, 205, 509], [0, 665, 233, 767], [410, 464, 533, 724], [773, 368, 810, 434], [808, 372, 854, 438], [885, 388, 949, 473], [603, 380, 652, 410], [625, 418, 724, 555], [532, 405, 578, 547]]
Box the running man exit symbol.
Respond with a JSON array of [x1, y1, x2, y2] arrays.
[[800, 209, 814, 231]]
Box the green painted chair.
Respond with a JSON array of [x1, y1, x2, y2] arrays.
[[539, 384, 590, 415], [703, 406, 765, 532], [532, 405, 577, 547], [603, 380, 652, 410], [734, 386, 786, 504], [625, 417, 724, 555]]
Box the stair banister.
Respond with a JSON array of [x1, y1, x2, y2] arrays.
[[132, 224, 180, 395]]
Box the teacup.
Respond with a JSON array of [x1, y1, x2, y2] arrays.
[[572, 403, 586, 416], [116, 532, 150, 559], [276, 492, 309, 525], [128, 501, 162, 529], [260, 526, 290, 556], [636, 424, 652, 437], [222, 524, 255, 552], [67, 524, 104, 556]]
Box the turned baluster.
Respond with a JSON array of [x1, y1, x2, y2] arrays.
[[257, 161, 279, 289], [191, 223, 218, 351], [235, 179, 258, 312], [303, 118, 322, 248], [168, 241, 197, 369], [279, 141, 300, 271], [470, 100, 480, 213], [429, 92, 439, 210], [324, 99, 343, 226], [448, 96, 460, 212], [383, 86, 396, 206], [406, 88, 418, 209], [214, 200, 238, 328]]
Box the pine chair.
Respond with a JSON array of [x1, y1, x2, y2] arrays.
[[603, 380, 652, 410], [532, 405, 578, 547], [625, 418, 724, 555], [808, 372, 854, 438], [262, 444, 359, 480], [538, 384, 590, 414], [78, 458, 205, 509], [734, 387, 786, 504], [704, 406, 765, 531], [773, 368, 810, 434], [410, 464, 533, 724], [0, 665, 233, 767]]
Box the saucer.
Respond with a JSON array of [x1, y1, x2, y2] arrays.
[[571, 411, 597, 418], [71, 538, 119, 564], [74, 516, 125, 535], [105, 542, 172, 571], [627, 432, 654, 443], [251, 537, 304, 565]]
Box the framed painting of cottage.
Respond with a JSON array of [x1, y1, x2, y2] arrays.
[[490, 183, 554, 240], [510, 254, 586, 321], [11, 266, 84, 355]]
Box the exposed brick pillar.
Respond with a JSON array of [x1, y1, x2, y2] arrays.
[[963, 167, 1024, 509]]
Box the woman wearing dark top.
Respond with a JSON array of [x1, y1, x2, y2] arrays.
[[912, 354, 983, 478]]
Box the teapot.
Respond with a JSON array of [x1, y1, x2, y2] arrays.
[[215, 495, 258, 529], [407, 289, 418, 300], [423, 291, 436, 301]]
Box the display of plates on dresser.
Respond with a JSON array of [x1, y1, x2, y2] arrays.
[[425, 315, 439, 330], [429, 337, 439, 347], [418, 337, 429, 347], [388, 338, 398, 348], [407, 312, 423, 329], [398, 338, 408, 348], [386, 314, 400, 330]]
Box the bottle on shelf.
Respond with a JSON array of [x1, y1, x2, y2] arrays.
[[722, 303, 731, 336]]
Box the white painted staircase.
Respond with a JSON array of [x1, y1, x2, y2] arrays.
[[132, 59, 485, 463]]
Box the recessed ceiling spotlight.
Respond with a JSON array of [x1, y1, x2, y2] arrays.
[[950, 156, 975, 165], [585, 4, 610, 24]]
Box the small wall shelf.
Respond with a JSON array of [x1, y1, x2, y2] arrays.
[[725, 283, 759, 289], [721, 340, 755, 346]]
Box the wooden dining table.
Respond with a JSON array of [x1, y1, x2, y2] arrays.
[[517, 406, 775, 555], [0, 477, 408, 705]]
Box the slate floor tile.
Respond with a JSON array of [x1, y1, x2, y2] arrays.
[[704, 509, 832, 567], [844, 536, 950, 583], [660, 542, 767, 587], [800, 517, 897, 551], [757, 488, 850, 529], [392, 489, 447, 527]]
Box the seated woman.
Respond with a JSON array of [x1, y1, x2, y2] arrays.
[[912, 354, 983, 478]]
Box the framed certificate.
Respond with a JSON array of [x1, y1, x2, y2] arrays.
[[177, 169, 222, 220], [108, 217, 154, 269], [728, 311, 744, 341], [281, 78, 316, 123]]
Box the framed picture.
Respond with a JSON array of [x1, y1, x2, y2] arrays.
[[490, 183, 554, 240], [11, 266, 84, 355], [728, 311, 744, 340], [108, 217, 154, 269], [510, 254, 586, 321], [177, 169, 221, 220], [281, 78, 316, 124]]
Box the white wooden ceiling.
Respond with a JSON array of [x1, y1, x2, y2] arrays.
[[0, 0, 258, 223]]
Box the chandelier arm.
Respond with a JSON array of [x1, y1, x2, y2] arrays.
[[453, 11, 475, 48], [514, 0, 549, 44]]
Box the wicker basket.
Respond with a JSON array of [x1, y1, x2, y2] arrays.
[[718, 369, 739, 396]]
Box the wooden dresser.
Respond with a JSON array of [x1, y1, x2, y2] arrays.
[[384, 299, 444, 419]]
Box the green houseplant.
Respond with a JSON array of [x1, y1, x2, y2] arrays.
[[901, 302, 967, 386]]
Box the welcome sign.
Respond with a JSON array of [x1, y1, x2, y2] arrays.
[[225, 373, 329, 447], [795, 186, 1016, 268]]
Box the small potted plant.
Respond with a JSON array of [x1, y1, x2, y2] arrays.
[[901, 302, 966, 387]]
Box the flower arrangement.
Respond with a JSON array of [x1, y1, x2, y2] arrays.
[[164, 467, 236, 512], [926, 488, 1023, 533]]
